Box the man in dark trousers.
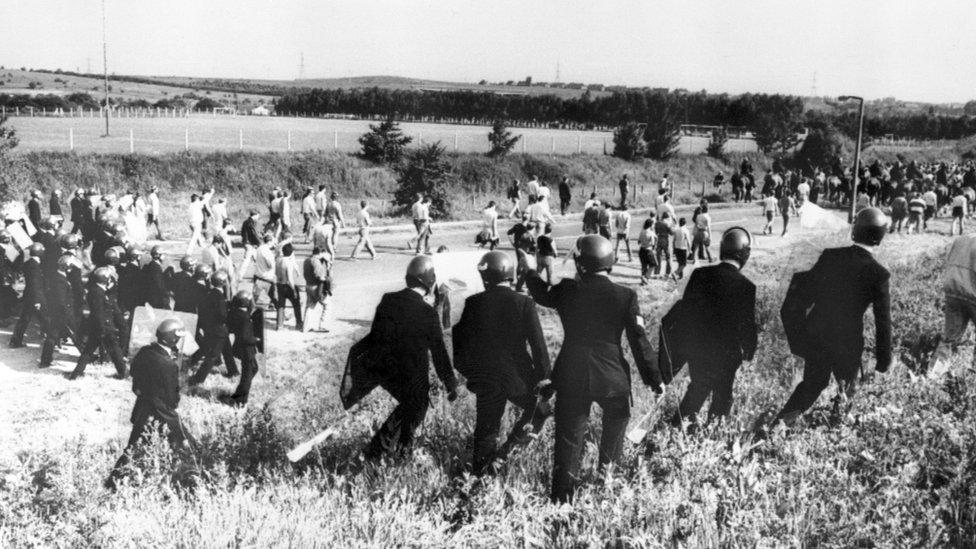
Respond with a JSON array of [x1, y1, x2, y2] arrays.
[[772, 207, 892, 427], [188, 270, 238, 385], [141, 245, 170, 309], [452, 251, 552, 475], [40, 255, 82, 367], [27, 190, 42, 229], [58, 234, 86, 314], [618, 174, 629, 208], [117, 244, 143, 352], [106, 318, 194, 490], [558, 176, 572, 216], [33, 218, 59, 283], [69, 267, 127, 380], [671, 227, 758, 427], [69, 189, 86, 234], [225, 290, 261, 405], [9, 243, 47, 349], [522, 235, 662, 503], [363, 255, 458, 461], [168, 255, 199, 313]]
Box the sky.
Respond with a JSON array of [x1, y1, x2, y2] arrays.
[[1, 0, 974, 103]]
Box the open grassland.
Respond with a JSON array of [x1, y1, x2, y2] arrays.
[[1, 228, 974, 547]]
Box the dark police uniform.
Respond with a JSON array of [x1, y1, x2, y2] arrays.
[[775, 245, 891, 424], [40, 270, 81, 366], [188, 287, 237, 384], [141, 259, 170, 309], [363, 287, 456, 460], [525, 269, 660, 503], [106, 342, 188, 489], [169, 268, 198, 314], [452, 284, 551, 475], [72, 283, 127, 378], [10, 257, 46, 348], [227, 306, 260, 404], [673, 262, 757, 425]]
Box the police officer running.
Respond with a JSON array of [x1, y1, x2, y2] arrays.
[[362, 255, 458, 461], [69, 266, 127, 380], [671, 227, 758, 427], [521, 235, 662, 503], [9, 243, 46, 349], [452, 251, 552, 475]]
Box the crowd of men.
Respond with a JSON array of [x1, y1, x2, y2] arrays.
[[0, 157, 963, 501]]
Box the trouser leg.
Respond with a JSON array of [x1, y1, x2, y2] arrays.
[[471, 389, 508, 475], [221, 338, 238, 376], [364, 389, 429, 460], [190, 336, 225, 383], [10, 302, 37, 346], [550, 396, 592, 504], [930, 296, 970, 377], [774, 358, 833, 426], [103, 334, 127, 377], [705, 367, 737, 422], [72, 334, 103, 376], [672, 375, 712, 426], [231, 352, 258, 403], [596, 395, 630, 469]]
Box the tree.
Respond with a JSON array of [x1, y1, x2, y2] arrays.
[[706, 127, 728, 159], [612, 122, 646, 161], [642, 98, 681, 160], [792, 122, 853, 172], [393, 143, 452, 218], [193, 97, 223, 111], [486, 119, 520, 157], [0, 115, 18, 156], [964, 100, 976, 116], [753, 111, 802, 154], [358, 115, 413, 165]]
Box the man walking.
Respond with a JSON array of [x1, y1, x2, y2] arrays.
[[226, 291, 261, 405], [453, 251, 551, 475], [69, 267, 127, 380], [672, 228, 757, 426], [188, 270, 238, 385], [9, 243, 46, 349], [362, 255, 457, 461], [146, 185, 164, 240], [930, 232, 976, 376], [771, 208, 891, 428], [522, 235, 662, 503], [351, 201, 377, 260], [618, 174, 629, 208], [558, 176, 572, 215]]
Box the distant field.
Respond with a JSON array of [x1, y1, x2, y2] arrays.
[[5, 114, 759, 155]]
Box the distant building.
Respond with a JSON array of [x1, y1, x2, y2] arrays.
[[250, 105, 270, 116]]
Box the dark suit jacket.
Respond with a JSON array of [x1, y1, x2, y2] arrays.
[[141, 261, 169, 309], [526, 271, 660, 398], [452, 285, 551, 396], [33, 230, 59, 280], [241, 218, 261, 247], [804, 245, 892, 373], [27, 199, 41, 228], [198, 287, 229, 338], [369, 288, 456, 395], [129, 343, 182, 437], [117, 261, 143, 312], [86, 284, 123, 337], [46, 272, 75, 330], [21, 258, 46, 307], [70, 196, 85, 225], [681, 262, 758, 367], [49, 196, 62, 216], [228, 307, 258, 359], [169, 270, 198, 313]]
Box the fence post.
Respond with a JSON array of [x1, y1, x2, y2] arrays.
[[454, 131, 458, 151], [521, 136, 526, 154], [418, 131, 423, 146], [577, 134, 582, 154], [129, 129, 134, 153], [239, 129, 244, 150], [551, 136, 555, 156], [185, 128, 189, 151], [333, 130, 338, 150], [69, 128, 74, 151], [288, 130, 292, 151]]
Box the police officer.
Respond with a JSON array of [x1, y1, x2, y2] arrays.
[[117, 244, 143, 352], [9, 242, 46, 349], [92, 221, 125, 268], [40, 255, 83, 367], [452, 251, 551, 475], [33, 217, 60, 284], [672, 227, 758, 427], [58, 233, 86, 315], [187, 270, 238, 385], [106, 319, 193, 490], [169, 255, 199, 313], [772, 207, 892, 427], [362, 255, 457, 461], [521, 235, 662, 503], [142, 245, 170, 309], [69, 266, 127, 379], [225, 290, 260, 405]]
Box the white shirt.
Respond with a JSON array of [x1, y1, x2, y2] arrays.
[[481, 207, 498, 230], [583, 199, 597, 211], [255, 244, 276, 280], [614, 210, 631, 234], [315, 190, 328, 212], [189, 201, 205, 226], [673, 226, 691, 249], [411, 201, 430, 221], [527, 179, 540, 197], [923, 191, 938, 207], [148, 193, 160, 217], [764, 196, 777, 212], [797, 182, 810, 197], [357, 208, 372, 228], [656, 201, 675, 220], [953, 195, 968, 209], [302, 195, 317, 215]]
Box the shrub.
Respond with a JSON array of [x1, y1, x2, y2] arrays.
[[193, 97, 222, 111], [612, 122, 646, 161], [706, 127, 728, 160], [358, 115, 412, 165], [642, 103, 681, 160], [486, 120, 520, 158], [392, 142, 453, 218]]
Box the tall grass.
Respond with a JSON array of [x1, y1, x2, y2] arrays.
[[2, 230, 974, 546]]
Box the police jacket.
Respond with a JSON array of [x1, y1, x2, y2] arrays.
[[452, 284, 550, 397], [169, 270, 198, 313], [22, 258, 46, 307], [46, 271, 75, 328], [369, 287, 456, 394], [197, 287, 229, 338], [804, 245, 891, 373], [86, 284, 123, 337], [117, 261, 143, 312], [526, 271, 660, 398], [681, 262, 758, 365], [227, 307, 258, 359], [129, 343, 182, 435], [141, 260, 170, 309]]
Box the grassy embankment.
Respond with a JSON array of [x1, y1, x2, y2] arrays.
[[1, 226, 974, 546]]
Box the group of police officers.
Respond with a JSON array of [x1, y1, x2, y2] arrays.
[[4, 199, 894, 502]]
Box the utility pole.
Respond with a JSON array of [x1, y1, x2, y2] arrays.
[[299, 52, 305, 80], [839, 95, 865, 224], [101, 0, 110, 136]]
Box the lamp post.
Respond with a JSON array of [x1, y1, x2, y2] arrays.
[[838, 95, 864, 223]]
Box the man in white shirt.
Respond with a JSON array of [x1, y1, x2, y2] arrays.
[[301, 187, 319, 243], [796, 180, 811, 206], [612, 206, 633, 262], [351, 201, 377, 260], [311, 218, 334, 257], [146, 186, 163, 240], [922, 188, 938, 229], [656, 193, 675, 221], [537, 182, 552, 216], [252, 234, 278, 309], [185, 194, 207, 255], [525, 196, 554, 239], [407, 194, 432, 254], [526, 175, 540, 201], [315, 185, 329, 219]]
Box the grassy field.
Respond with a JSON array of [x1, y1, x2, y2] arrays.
[[3, 114, 760, 156], [1, 226, 973, 546]]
